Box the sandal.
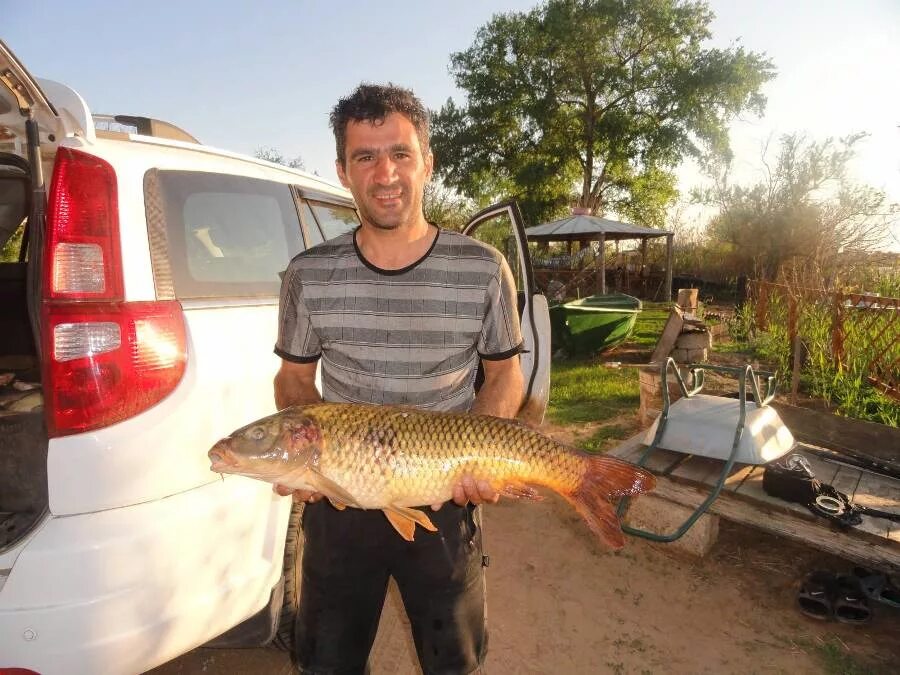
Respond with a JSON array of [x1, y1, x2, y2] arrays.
[[851, 566, 900, 610], [797, 570, 835, 620], [833, 574, 871, 624]]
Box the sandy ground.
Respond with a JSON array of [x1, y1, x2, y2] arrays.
[[151, 493, 899, 675]]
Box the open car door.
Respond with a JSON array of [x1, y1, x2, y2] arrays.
[[463, 200, 550, 426]]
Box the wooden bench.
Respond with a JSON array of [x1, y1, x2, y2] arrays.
[[611, 428, 900, 573]]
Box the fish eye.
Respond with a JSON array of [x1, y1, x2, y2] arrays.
[[249, 426, 266, 441]]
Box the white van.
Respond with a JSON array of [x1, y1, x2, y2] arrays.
[[0, 41, 550, 674]]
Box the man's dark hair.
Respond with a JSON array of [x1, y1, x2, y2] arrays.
[[330, 83, 430, 166]]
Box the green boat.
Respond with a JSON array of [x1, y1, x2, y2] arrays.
[[549, 293, 642, 355]]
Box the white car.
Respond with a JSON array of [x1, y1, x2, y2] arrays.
[[0, 41, 550, 674]]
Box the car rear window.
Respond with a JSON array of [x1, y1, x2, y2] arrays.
[[148, 170, 304, 299]]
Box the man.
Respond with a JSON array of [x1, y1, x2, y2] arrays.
[[273, 83, 524, 675]]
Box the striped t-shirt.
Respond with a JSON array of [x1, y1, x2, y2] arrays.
[[275, 227, 523, 412]]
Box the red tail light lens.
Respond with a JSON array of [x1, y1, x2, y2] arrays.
[[45, 147, 123, 300], [42, 147, 186, 436], [42, 301, 187, 437]]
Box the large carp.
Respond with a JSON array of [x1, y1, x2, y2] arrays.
[[208, 402, 655, 549]]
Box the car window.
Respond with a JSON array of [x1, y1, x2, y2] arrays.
[[299, 201, 324, 248], [150, 170, 304, 298], [307, 200, 359, 242]]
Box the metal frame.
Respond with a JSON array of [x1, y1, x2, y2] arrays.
[[616, 358, 777, 542]]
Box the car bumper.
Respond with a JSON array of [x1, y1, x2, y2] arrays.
[[0, 477, 289, 674]]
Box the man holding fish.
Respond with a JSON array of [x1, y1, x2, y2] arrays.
[[207, 83, 653, 674], [273, 83, 525, 675]]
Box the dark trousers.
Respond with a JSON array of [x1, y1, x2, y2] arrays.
[[293, 500, 488, 675]]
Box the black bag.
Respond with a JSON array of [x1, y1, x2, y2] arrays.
[[763, 455, 862, 527]]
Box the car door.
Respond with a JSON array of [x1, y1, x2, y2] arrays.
[[463, 200, 550, 426]]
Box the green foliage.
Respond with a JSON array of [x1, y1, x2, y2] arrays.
[[742, 294, 900, 425], [724, 302, 755, 342], [422, 182, 475, 231], [432, 0, 774, 225], [1, 222, 25, 262], [576, 424, 628, 453], [702, 133, 896, 283], [254, 146, 305, 170]]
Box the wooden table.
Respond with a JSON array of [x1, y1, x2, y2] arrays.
[[611, 433, 900, 572]]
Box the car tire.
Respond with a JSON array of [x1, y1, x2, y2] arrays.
[[272, 500, 304, 651]]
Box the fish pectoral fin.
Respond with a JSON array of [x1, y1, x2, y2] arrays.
[[500, 481, 544, 501], [306, 470, 360, 508], [327, 497, 347, 511], [382, 505, 438, 542]]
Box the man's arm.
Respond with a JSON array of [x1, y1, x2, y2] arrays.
[[470, 354, 524, 418], [273, 359, 323, 502], [437, 354, 524, 509], [274, 359, 322, 410]]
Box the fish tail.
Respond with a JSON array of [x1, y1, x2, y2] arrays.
[[564, 456, 656, 550]]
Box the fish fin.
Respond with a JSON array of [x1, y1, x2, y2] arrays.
[[306, 470, 360, 508], [383, 509, 417, 541], [500, 481, 543, 501], [383, 505, 438, 541], [328, 497, 347, 511], [566, 456, 656, 550]]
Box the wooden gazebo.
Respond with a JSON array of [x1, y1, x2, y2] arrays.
[[525, 211, 673, 300]]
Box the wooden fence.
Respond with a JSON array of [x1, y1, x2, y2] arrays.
[[751, 281, 900, 401]]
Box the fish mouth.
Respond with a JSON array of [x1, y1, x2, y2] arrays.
[[208, 442, 239, 473]]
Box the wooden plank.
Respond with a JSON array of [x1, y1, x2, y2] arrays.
[[830, 465, 862, 497], [649, 305, 683, 363], [772, 402, 900, 468], [727, 465, 760, 493], [800, 453, 840, 484], [608, 433, 645, 463], [853, 471, 900, 541], [647, 476, 900, 573]]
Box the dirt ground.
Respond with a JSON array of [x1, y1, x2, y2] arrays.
[[151, 493, 899, 675]]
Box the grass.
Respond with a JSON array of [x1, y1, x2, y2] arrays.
[[546, 304, 668, 444], [814, 638, 886, 675], [547, 360, 639, 426], [627, 301, 670, 347]]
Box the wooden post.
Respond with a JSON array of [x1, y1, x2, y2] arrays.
[[832, 293, 845, 373], [641, 238, 648, 299], [664, 234, 674, 303], [598, 233, 606, 295], [791, 335, 803, 405]]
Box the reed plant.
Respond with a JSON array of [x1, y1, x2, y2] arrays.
[[740, 288, 900, 425]]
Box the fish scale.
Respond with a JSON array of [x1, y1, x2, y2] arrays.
[[306, 403, 583, 507], [208, 402, 655, 549]]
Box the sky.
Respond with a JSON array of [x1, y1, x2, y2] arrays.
[[4, 0, 899, 247]]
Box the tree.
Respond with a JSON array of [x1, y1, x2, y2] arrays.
[[431, 0, 774, 226], [422, 181, 476, 231], [702, 133, 898, 284], [254, 146, 305, 170]]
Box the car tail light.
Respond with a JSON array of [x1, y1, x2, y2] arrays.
[[42, 149, 187, 437], [45, 148, 123, 300]]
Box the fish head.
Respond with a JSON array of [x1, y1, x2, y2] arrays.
[[208, 409, 322, 482]]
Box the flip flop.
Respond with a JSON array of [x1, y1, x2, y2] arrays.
[[797, 570, 835, 620], [851, 566, 900, 610], [833, 574, 871, 624]]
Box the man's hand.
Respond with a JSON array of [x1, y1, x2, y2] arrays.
[[431, 475, 499, 511], [273, 483, 323, 503]]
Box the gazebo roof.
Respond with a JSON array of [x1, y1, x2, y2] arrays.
[[525, 214, 671, 242]]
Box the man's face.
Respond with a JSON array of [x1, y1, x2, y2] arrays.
[[336, 112, 433, 231]]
